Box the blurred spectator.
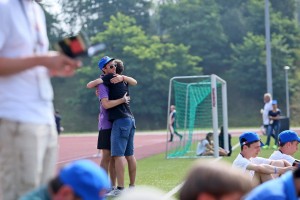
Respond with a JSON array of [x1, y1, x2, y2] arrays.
[[20, 159, 110, 200], [0, 0, 81, 199], [260, 93, 272, 135], [179, 160, 255, 200], [263, 100, 281, 149], [168, 105, 183, 142]]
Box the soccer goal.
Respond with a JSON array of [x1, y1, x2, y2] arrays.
[[166, 75, 229, 159]]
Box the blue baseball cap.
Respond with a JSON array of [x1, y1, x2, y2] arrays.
[[59, 159, 110, 200], [239, 132, 264, 147], [98, 56, 115, 70], [278, 130, 300, 145], [272, 100, 277, 105]]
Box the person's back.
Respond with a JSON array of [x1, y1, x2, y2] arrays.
[[102, 73, 133, 121]]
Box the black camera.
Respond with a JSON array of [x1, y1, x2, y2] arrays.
[[54, 33, 106, 58]]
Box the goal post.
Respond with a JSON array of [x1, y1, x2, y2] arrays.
[[166, 74, 229, 159]]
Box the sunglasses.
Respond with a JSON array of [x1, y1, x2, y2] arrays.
[[106, 64, 116, 69]]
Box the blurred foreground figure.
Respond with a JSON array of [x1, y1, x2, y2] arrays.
[[0, 0, 81, 199], [20, 159, 110, 200], [245, 165, 300, 200], [179, 160, 255, 200]]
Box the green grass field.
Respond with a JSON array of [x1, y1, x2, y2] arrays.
[[121, 135, 300, 197]]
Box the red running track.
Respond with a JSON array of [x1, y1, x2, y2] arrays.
[[57, 133, 168, 169], [57, 128, 280, 168]]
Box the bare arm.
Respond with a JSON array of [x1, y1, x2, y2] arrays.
[[247, 163, 293, 175], [101, 93, 130, 109], [0, 52, 81, 76], [123, 75, 137, 86], [282, 159, 292, 167], [110, 75, 137, 86], [86, 78, 103, 88]]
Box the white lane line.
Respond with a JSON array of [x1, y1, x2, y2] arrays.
[[163, 142, 240, 199]]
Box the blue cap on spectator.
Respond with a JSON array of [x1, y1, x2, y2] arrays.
[[98, 56, 114, 70], [239, 132, 264, 147], [278, 130, 300, 145], [272, 100, 277, 105], [59, 159, 110, 200]]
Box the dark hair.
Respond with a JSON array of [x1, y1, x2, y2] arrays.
[[179, 161, 254, 200], [49, 176, 64, 194], [279, 140, 285, 147], [206, 132, 213, 145], [115, 59, 124, 74]]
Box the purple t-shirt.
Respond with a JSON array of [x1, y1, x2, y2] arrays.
[[98, 83, 112, 130]]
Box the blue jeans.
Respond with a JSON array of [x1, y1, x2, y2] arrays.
[[266, 123, 280, 146], [111, 117, 136, 156]]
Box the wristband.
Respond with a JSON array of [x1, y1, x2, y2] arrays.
[[122, 75, 125, 81], [274, 167, 277, 174]]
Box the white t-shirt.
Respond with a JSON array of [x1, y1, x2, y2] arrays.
[[0, 0, 54, 124], [263, 101, 272, 125], [196, 139, 209, 155], [269, 150, 295, 165], [232, 154, 270, 178]]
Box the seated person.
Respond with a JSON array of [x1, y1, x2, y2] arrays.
[[196, 132, 227, 156], [218, 126, 232, 156], [232, 132, 294, 183], [269, 130, 300, 166]]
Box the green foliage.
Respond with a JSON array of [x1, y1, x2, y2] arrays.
[[49, 0, 153, 37], [47, 0, 300, 131], [73, 13, 202, 130], [159, 0, 228, 74]]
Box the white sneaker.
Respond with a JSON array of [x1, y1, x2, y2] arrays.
[[106, 188, 122, 197]]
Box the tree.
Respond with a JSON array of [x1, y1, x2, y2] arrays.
[[47, 0, 153, 38], [158, 0, 228, 75], [74, 13, 202, 129]]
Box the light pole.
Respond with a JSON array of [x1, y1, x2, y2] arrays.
[[265, 0, 273, 95], [284, 66, 290, 118]]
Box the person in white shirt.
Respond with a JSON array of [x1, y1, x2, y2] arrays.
[[0, 1, 81, 199], [196, 132, 227, 156], [232, 132, 294, 183], [269, 130, 300, 165], [260, 93, 272, 135]]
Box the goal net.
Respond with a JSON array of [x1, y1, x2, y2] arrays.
[[166, 75, 229, 159]]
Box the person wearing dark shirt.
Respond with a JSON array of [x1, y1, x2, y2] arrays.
[[263, 100, 281, 150], [218, 126, 232, 156], [99, 56, 137, 196]]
